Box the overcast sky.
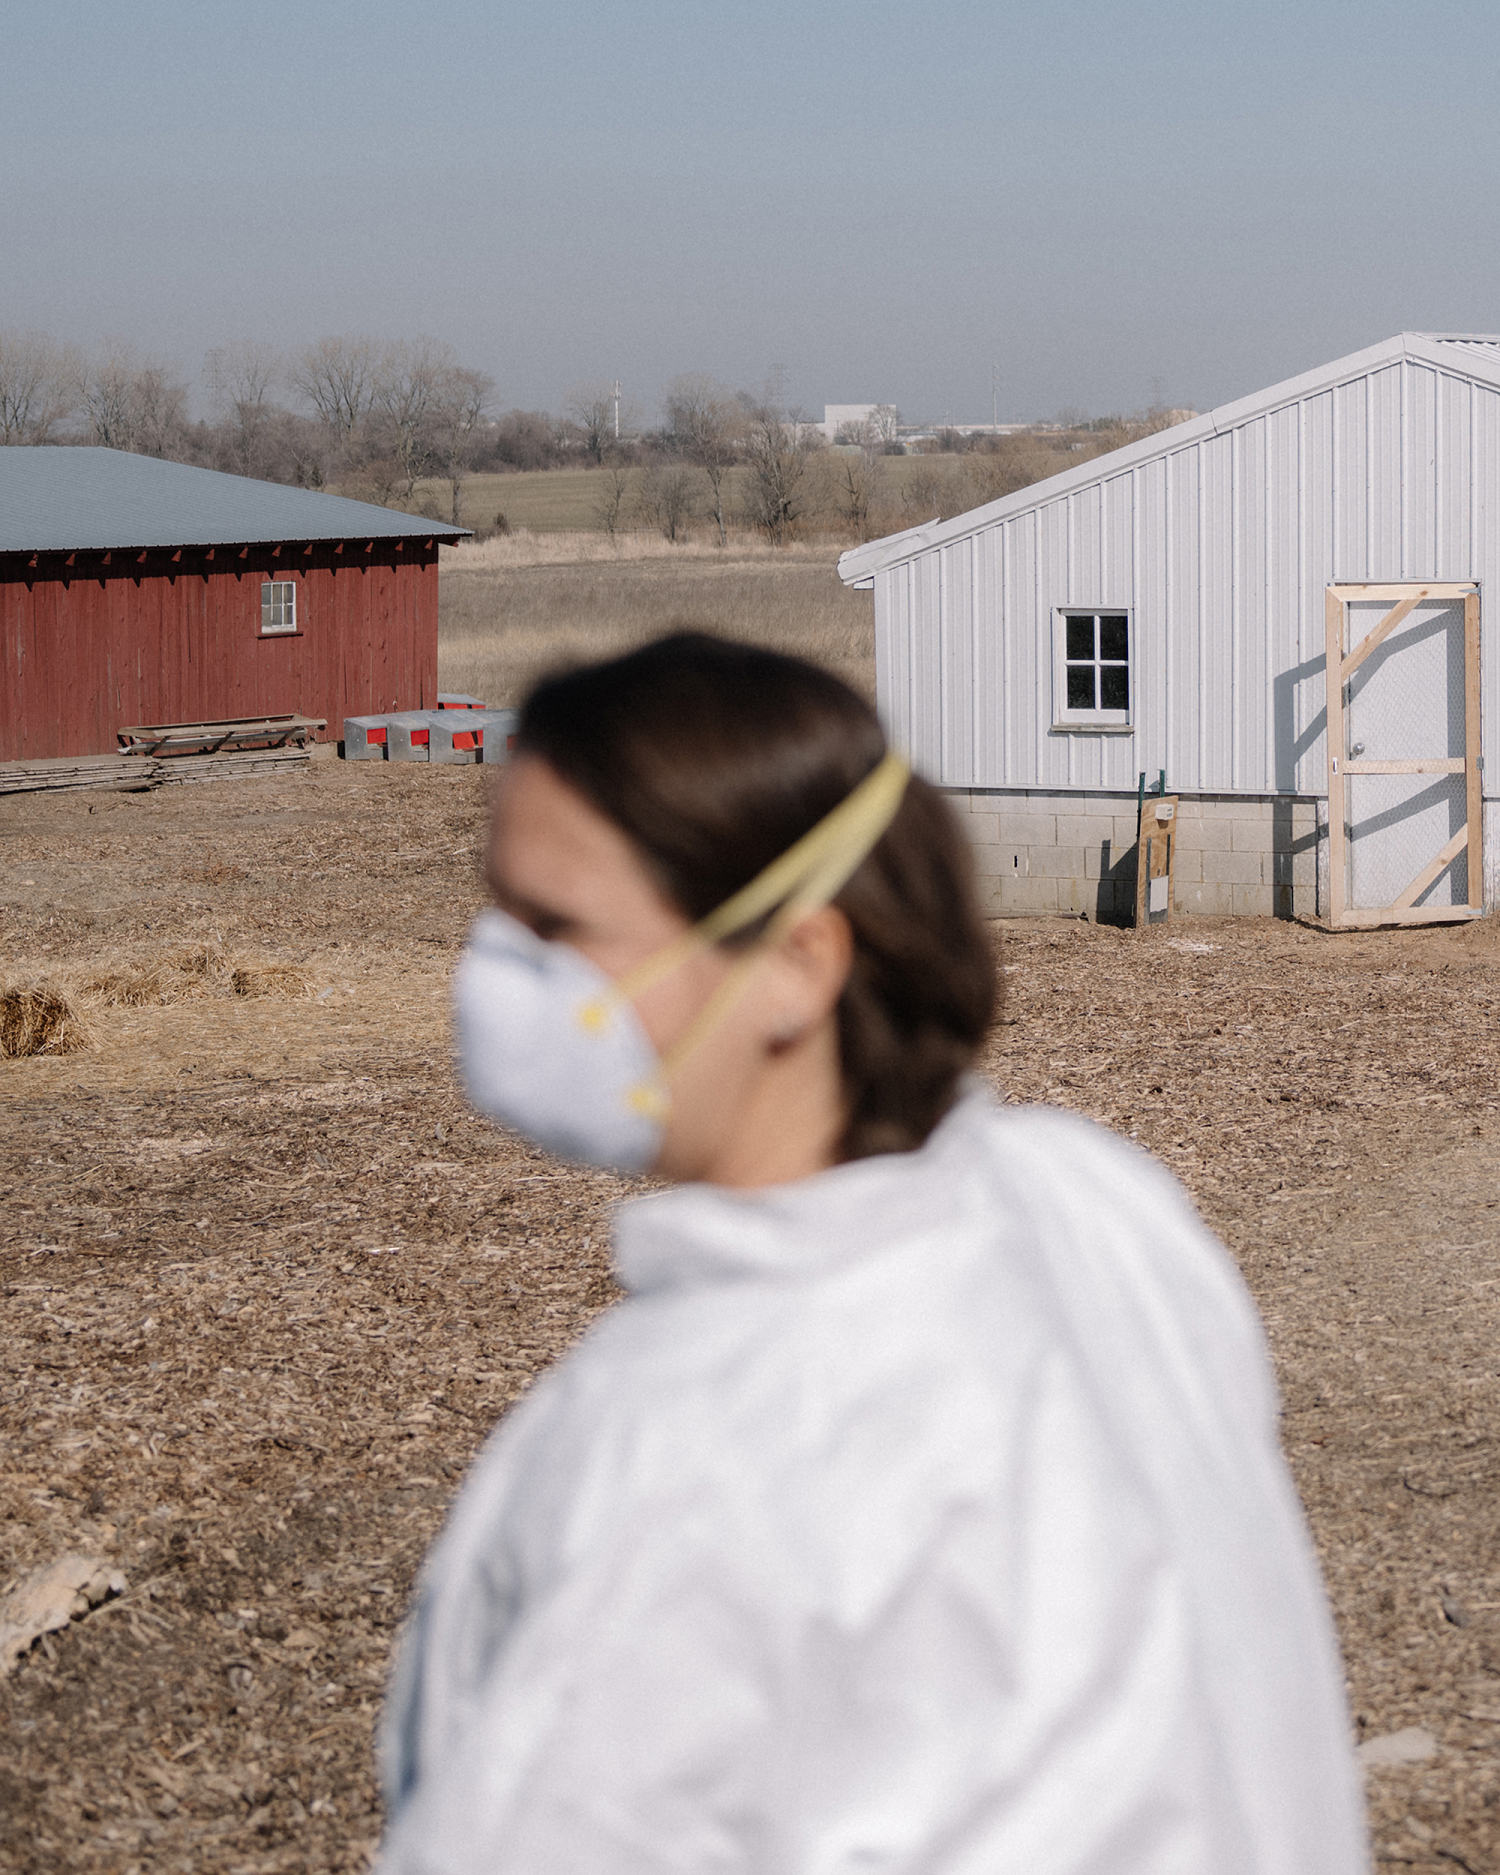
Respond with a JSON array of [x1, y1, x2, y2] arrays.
[[7, 0, 1500, 425]]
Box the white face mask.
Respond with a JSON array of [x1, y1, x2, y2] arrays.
[[454, 907, 666, 1173], [453, 750, 911, 1173]]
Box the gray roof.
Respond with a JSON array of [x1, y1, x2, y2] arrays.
[[0, 447, 470, 554]]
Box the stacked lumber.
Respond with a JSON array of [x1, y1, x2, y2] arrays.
[[154, 746, 312, 787], [0, 755, 156, 795], [0, 745, 312, 795]]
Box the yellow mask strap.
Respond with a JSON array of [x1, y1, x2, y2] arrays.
[[575, 750, 910, 1098]]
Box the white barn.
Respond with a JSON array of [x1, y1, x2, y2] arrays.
[[839, 333, 1495, 926]]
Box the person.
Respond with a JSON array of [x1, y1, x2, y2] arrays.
[[377, 632, 1367, 1873]]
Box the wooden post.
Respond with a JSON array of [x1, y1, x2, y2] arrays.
[[1464, 590, 1483, 912], [1325, 587, 1347, 927], [1134, 794, 1179, 928]]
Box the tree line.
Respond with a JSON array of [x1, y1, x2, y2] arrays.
[[0, 328, 1180, 542]]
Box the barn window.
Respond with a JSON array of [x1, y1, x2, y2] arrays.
[[260, 580, 298, 635], [1053, 610, 1131, 727]]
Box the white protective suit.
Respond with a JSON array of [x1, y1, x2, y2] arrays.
[[379, 1091, 1368, 1874]]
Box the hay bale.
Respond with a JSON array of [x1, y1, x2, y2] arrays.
[[76, 943, 312, 1009], [227, 958, 312, 1000], [0, 985, 89, 1058]]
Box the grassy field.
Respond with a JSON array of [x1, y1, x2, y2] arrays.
[[437, 531, 876, 706], [411, 442, 1086, 539]]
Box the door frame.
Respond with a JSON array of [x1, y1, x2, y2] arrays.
[[1324, 581, 1482, 929]]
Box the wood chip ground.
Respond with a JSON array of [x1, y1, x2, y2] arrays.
[[3, 758, 1499, 1873]]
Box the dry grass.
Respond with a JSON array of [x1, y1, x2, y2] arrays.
[[74, 942, 313, 1011], [9, 766, 1500, 1870], [0, 984, 89, 1058], [438, 535, 874, 708]]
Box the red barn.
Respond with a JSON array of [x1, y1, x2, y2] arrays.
[[0, 447, 469, 762]]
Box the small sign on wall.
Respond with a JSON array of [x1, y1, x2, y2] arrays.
[[1135, 795, 1178, 928]]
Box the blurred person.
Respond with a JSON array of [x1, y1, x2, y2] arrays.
[[377, 633, 1366, 1873]]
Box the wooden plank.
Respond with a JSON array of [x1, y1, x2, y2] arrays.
[[1326, 588, 1348, 927], [1327, 582, 1476, 600], [1465, 591, 1483, 912], [1339, 590, 1426, 682], [1392, 825, 1469, 910], [1134, 795, 1179, 928], [1342, 758, 1466, 775], [1333, 905, 1482, 929]]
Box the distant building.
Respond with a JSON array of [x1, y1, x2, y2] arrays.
[[0, 448, 468, 763], [839, 334, 1497, 928], [821, 404, 899, 444]]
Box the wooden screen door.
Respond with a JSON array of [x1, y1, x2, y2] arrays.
[[1325, 582, 1482, 929]]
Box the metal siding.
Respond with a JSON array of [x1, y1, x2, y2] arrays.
[[1006, 510, 1040, 788], [1333, 377, 1368, 578], [0, 545, 439, 762], [910, 554, 944, 774], [1072, 482, 1102, 603], [873, 565, 913, 756], [1265, 403, 1302, 792], [973, 527, 1004, 782], [1200, 432, 1234, 790], [1036, 501, 1071, 787], [1438, 369, 1472, 577], [1166, 446, 1202, 786], [1405, 363, 1438, 576], [939, 538, 976, 782], [1136, 457, 1168, 782], [1367, 364, 1402, 574], [1234, 416, 1268, 790]]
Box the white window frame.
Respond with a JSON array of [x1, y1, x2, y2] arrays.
[[260, 579, 298, 636], [1052, 607, 1132, 730]]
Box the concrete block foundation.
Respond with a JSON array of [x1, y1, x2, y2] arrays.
[[945, 788, 1324, 922]]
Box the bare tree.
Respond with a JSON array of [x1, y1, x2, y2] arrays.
[[293, 335, 382, 441], [593, 462, 634, 539], [203, 340, 282, 477], [567, 381, 636, 465], [0, 331, 78, 443], [828, 447, 885, 540], [640, 463, 697, 542], [741, 400, 820, 546], [78, 346, 188, 457], [664, 374, 741, 546], [428, 364, 495, 524]]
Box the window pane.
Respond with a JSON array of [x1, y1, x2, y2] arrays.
[[1099, 614, 1129, 661], [1065, 615, 1095, 660], [1066, 667, 1096, 710], [1099, 664, 1130, 711]]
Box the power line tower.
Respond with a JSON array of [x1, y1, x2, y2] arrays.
[[611, 380, 621, 441]]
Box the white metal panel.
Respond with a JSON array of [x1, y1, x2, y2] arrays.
[[873, 564, 913, 758], [1135, 455, 1169, 781], [939, 537, 975, 784], [1166, 445, 1202, 786], [1367, 364, 1402, 574], [1004, 509, 1040, 788], [1265, 402, 1302, 793], [1298, 391, 1335, 793], [1333, 376, 1368, 578], [1405, 363, 1438, 577], [1200, 432, 1234, 790], [1437, 368, 1471, 577], [910, 554, 943, 774], [1036, 500, 1070, 787], [973, 526, 1004, 782]]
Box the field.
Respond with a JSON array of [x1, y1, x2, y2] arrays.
[[436, 533, 875, 706], [5, 559, 1500, 1872]]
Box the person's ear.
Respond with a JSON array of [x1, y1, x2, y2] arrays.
[[765, 906, 853, 1047]]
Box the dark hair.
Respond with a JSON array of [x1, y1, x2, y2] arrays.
[[518, 632, 999, 1161]]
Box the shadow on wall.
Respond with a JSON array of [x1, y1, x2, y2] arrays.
[[1097, 806, 1324, 926]]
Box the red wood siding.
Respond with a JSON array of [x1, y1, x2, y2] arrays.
[[0, 541, 440, 761]]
